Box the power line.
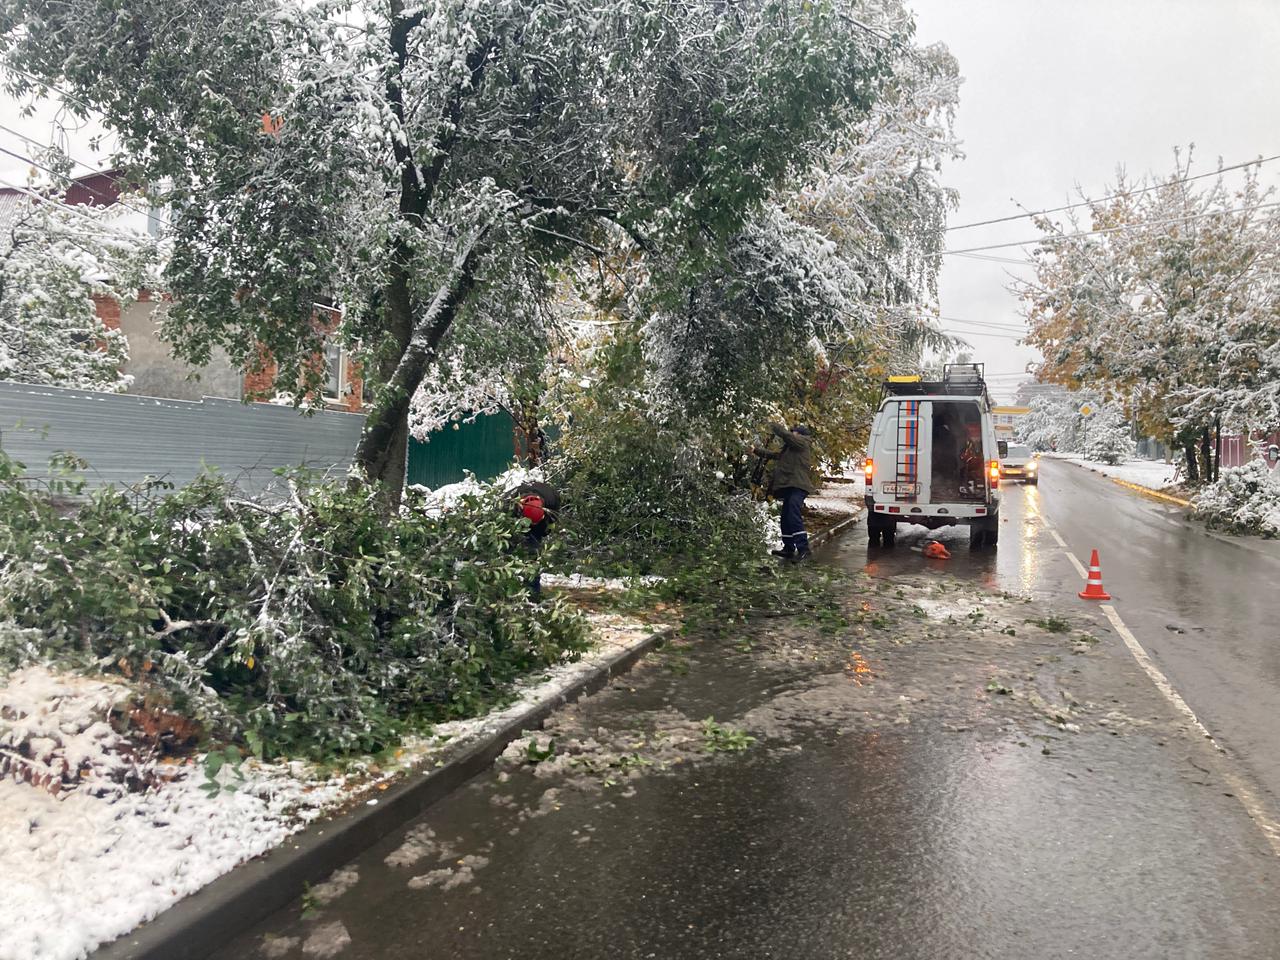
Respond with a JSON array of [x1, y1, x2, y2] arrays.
[[0, 174, 151, 243], [942, 201, 1280, 257], [2, 64, 98, 115], [942, 329, 1025, 341], [0, 123, 166, 229], [949, 251, 1035, 266], [946, 153, 1280, 232], [940, 315, 1027, 332]]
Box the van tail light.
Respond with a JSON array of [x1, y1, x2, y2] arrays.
[[989, 459, 1001, 483], [864, 458, 874, 483]]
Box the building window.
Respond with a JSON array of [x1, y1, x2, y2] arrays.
[[323, 343, 343, 401]]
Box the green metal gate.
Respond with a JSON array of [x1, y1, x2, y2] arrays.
[[405, 412, 517, 489]]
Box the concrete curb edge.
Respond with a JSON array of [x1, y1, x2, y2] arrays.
[[1109, 477, 1193, 508], [1054, 457, 1193, 508], [96, 625, 674, 960], [810, 508, 864, 549]]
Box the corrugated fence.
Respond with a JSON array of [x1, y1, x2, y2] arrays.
[[0, 380, 520, 497], [0, 380, 364, 497]]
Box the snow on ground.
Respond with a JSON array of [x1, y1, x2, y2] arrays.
[[1049, 454, 1180, 492], [541, 573, 663, 590], [0, 615, 666, 960], [406, 465, 543, 516]]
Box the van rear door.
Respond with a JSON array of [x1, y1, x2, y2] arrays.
[[874, 399, 932, 505]]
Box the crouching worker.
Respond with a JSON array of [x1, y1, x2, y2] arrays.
[[513, 480, 560, 597], [753, 423, 818, 561]]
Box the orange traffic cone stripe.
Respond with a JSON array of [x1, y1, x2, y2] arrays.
[[1078, 548, 1111, 600]]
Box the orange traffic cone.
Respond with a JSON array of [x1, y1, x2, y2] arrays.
[[1078, 549, 1111, 600]]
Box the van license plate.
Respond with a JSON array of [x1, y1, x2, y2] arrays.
[[882, 482, 920, 495]]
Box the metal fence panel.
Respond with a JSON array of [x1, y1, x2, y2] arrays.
[[0, 380, 364, 497], [406, 412, 516, 489]]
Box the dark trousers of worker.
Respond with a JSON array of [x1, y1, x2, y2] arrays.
[[524, 527, 547, 596], [778, 487, 809, 552]]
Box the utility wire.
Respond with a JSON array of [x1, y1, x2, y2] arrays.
[[940, 315, 1028, 332], [0, 124, 167, 229], [946, 154, 1280, 232], [943, 201, 1280, 257], [3, 64, 98, 115], [0, 174, 152, 243]]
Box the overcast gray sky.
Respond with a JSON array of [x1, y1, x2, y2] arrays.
[[909, 0, 1280, 401], [4, 2, 1280, 402]]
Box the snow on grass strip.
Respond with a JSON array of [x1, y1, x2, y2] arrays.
[[0, 615, 667, 960]]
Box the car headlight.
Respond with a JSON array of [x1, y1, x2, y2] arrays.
[[1026, 462, 1037, 471]]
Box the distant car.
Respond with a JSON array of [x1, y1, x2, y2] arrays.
[[1000, 442, 1039, 485]]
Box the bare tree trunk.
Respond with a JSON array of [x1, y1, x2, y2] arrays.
[[513, 400, 544, 467], [1198, 427, 1213, 485]]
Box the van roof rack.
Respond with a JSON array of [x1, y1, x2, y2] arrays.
[[881, 362, 990, 401]]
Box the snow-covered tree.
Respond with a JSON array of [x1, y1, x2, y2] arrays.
[[1, 0, 905, 498], [1018, 391, 1085, 452], [1020, 149, 1280, 482], [1081, 403, 1133, 464], [633, 5, 960, 459], [0, 179, 151, 391]]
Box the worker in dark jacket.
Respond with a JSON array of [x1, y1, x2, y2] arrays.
[[754, 423, 818, 561], [514, 480, 560, 596]]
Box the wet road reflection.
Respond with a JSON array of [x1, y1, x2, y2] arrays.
[[821, 477, 1068, 600]]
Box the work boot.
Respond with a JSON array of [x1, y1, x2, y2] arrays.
[[791, 547, 812, 562], [771, 545, 795, 559]]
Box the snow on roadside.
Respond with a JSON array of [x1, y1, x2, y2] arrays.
[[0, 614, 666, 960], [1049, 454, 1179, 492]]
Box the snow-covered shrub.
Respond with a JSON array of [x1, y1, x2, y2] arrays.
[[0, 452, 588, 759], [547, 381, 842, 637], [1081, 405, 1133, 464], [1193, 459, 1280, 538], [549, 394, 766, 577]]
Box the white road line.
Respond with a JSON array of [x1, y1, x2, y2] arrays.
[[1100, 604, 1280, 858], [1063, 550, 1087, 579], [1049, 529, 1068, 547]]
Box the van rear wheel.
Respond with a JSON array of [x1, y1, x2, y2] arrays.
[[970, 517, 999, 549]]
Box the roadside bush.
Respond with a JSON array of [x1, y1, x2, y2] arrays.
[[549, 396, 767, 576], [548, 392, 844, 635], [1193, 459, 1280, 538], [0, 452, 589, 759]]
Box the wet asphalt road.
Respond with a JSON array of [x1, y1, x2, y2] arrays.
[[843, 458, 1280, 807], [211, 461, 1280, 960]]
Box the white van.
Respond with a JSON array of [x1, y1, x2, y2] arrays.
[[863, 364, 1002, 549]]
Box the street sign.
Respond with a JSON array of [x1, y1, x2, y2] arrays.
[[1079, 404, 1093, 417]]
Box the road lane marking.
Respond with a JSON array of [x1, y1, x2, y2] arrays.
[[1062, 550, 1087, 579], [1100, 604, 1280, 858], [1047, 529, 1089, 578]]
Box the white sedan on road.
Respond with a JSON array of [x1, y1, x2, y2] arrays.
[[1000, 442, 1039, 485]]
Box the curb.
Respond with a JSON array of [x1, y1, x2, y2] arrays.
[[1109, 477, 1192, 508], [96, 625, 673, 960], [810, 509, 863, 549], [1055, 458, 1192, 508]]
